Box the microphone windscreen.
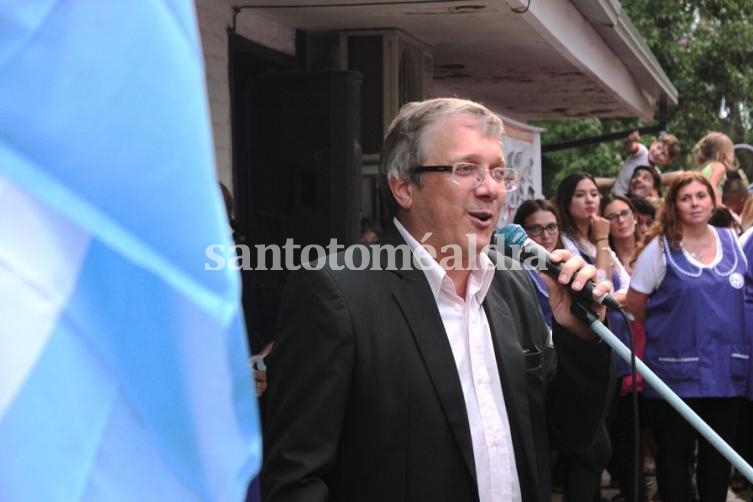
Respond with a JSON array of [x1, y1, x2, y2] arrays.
[[495, 223, 528, 251]]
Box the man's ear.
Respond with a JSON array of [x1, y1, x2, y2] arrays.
[[388, 176, 414, 210]]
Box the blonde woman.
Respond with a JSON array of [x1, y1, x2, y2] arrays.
[[695, 131, 736, 204]]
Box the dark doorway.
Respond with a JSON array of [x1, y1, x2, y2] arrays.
[[229, 33, 298, 252], [229, 34, 298, 354], [229, 34, 362, 354]]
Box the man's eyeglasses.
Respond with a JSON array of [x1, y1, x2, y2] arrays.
[[605, 208, 634, 222], [411, 163, 520, 191], [524, 223, 558, 236]]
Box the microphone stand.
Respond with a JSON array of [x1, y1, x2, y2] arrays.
[[570, 299, 753, 484]]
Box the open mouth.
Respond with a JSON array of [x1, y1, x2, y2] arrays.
[[469, 211, 493, 224]]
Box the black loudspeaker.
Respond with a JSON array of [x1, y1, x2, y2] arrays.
[[244, 70, 362, 283]]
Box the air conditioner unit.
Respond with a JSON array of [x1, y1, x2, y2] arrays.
[[340, 29, 433, 160]]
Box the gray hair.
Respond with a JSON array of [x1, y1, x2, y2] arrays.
[[378, 98, 505, 215]]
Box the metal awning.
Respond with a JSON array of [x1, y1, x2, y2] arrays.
[[233, 0, 677, 120]]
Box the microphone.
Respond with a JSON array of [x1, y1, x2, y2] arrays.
[[495, 224, 622, 311]]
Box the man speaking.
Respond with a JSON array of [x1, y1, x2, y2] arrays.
[[261, 98, 613, 502]]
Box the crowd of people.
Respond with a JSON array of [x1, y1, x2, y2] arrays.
[[245, 98, 753, 502], [512, 129, 753, 502]]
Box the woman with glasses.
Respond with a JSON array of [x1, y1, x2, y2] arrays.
[[602, 195, 640, 275], [624, 172, 749, 502], [513, 199, 562, 329], [600, 194, 650, 502]]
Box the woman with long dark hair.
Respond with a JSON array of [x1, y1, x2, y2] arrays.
[[554, 173, 630, 502], [555, 172, 630, 299]]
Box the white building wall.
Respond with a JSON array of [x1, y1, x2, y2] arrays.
[[193, 1, 295, 190]]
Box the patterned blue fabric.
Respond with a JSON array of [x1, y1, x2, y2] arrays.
[[0, 1, 261, 500]]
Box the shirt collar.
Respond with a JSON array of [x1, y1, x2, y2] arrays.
[[393, 217, 496, 302]]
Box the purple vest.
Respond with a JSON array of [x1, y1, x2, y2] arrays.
[[644, 227, 749, 398], [525, 268, 552, 329], [742, 234, 753, 399]]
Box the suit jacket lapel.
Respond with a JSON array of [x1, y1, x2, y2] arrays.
[[391, 265, 478, 484], [483, 284, 539, 501]]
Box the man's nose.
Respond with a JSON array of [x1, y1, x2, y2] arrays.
[[476, 171, 503, 195]]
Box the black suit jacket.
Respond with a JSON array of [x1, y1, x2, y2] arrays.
[[261, 232, 612, 502]]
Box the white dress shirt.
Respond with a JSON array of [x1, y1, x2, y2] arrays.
[[395, 218, 522, 502]]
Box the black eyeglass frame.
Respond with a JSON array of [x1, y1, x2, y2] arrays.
[[604, 208, 634, 222], [411, 165, 455, 175], [524, 223, 559, 236]]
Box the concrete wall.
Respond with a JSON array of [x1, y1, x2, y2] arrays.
[[193, 1, 295, 191]]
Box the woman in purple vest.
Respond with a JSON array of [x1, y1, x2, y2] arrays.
[[625, 172, 749, 502], [743, 225, 753, 398], [513, 199, 563, 329], [733, 225, 753, 493]]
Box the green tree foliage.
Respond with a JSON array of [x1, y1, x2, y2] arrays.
[[538, 117, 639, 195], [536, 0, 753, 195]]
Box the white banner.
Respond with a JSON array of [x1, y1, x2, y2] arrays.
[[498, 115, 543, 226]]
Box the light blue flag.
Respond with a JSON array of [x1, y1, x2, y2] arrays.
[[0, 1, 261, 500]]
